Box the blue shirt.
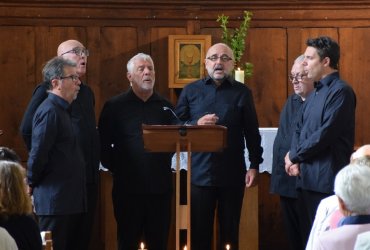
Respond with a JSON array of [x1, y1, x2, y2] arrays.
[[27, 93, 86, 215], [290, 72, 356, 193], [175, 77, 263, 186], [20, 82, 100, 184], [270, 94, 304, 198]]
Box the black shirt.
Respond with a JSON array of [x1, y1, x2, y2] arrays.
[[175, 77, 263, 186], [290, 72, 356, 193], [270, 94, 304, 198], [99, 88, 174, 194]]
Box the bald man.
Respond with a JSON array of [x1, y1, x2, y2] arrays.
[[20, 40, 99, 250], [175, 43, 263, 250], [306, 144, 370, 250]]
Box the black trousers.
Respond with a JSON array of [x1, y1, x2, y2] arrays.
[[191, 184, 245, 250], [280, 196, 306, 250], [79, 183, 99, 250], [295, 189, 331, 248], [113, 192, 172, 250], [38, 213, 84, 250]]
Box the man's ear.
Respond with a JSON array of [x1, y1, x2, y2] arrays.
[[337, 195, 350, 216], [322, 56, 330, 67], [127, 72, 131, 82], [51, 79, 61, 90]]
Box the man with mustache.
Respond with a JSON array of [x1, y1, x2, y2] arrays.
[[284, 36, 356, 247], [27, 57, 85, 250], [20, 39, 100, 250], [175, 43, 263, 250]]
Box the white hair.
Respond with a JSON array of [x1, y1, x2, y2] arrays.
[[334, 163, 370, 214], [126, 53, 154, 73], [294, 54, 305, 64]]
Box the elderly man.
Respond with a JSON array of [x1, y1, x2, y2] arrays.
[[99, 53, 174, 250], [270, 54, 315, 250], [20, 39, 99, 250], [313, 163, 370, 249], [306, 144, 370, 250]]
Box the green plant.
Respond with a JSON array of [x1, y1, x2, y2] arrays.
[[217, 10, 253, 79]]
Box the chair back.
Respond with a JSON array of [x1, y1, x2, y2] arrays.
[[41, 231, 53, 250]]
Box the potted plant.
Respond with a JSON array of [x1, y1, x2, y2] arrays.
[[217, 10, 253, 81]]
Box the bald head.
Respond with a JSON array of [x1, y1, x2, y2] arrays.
[[206, 43, 234, 60], [57, 40, 84, 56], [205, 43, 235, 85], [57, 40, 88, 77]]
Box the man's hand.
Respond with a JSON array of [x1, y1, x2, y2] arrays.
[[284, 151, 293, 172], [245, 168, 258, 188], [284, 151, 300, 176], [197, 114, 219, 125], [286, 163, 300, 176]]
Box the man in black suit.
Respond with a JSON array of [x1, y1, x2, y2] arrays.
[[20, 40, 99, 250]]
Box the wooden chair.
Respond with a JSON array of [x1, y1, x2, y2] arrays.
[[41, 231, 53, 250]]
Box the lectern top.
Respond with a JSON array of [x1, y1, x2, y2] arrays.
[[142, 124, 227, 152]]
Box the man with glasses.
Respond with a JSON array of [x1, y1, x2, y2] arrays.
[[284, 36, 356, 248], [27, 57, 85, 250], [270, 55, 314, 250], [20, 40, 99, 250], [175, 43, 263, 250]]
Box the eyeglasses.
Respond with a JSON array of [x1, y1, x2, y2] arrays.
[[288, 74, 307, 83], [60, 47, 89, 57], [206, 55, 233, 62], [59, 75, 80, 82]]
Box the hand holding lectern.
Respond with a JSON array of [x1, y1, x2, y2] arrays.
[[142, 124, 227, 250]]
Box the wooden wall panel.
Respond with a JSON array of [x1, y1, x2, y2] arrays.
[[86, 26, 103, 116], [339, 27, 370, 146], [98, 27, 137, 111], [247, 28, 287, 127], [0, 26, 35, 158]]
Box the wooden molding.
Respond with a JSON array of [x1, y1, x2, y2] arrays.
[[2, 1, 370, 26]]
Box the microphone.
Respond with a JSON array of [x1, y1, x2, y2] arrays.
[[163, 106, 191, 126], [163, 106, 180, 121]]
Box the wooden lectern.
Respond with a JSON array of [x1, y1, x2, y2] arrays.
[[142, 124, 227, 250]]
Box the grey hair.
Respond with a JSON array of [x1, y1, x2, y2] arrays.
[[126, 53, 154, 73], [294, 54, 305, 64], [42, 56, 76, 88], [334, 163, 370, 214]]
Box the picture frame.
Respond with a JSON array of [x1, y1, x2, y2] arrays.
[[168, 35, 212, 88]]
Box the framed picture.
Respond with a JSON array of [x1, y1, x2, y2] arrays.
[[168, 35, 212, 88]]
